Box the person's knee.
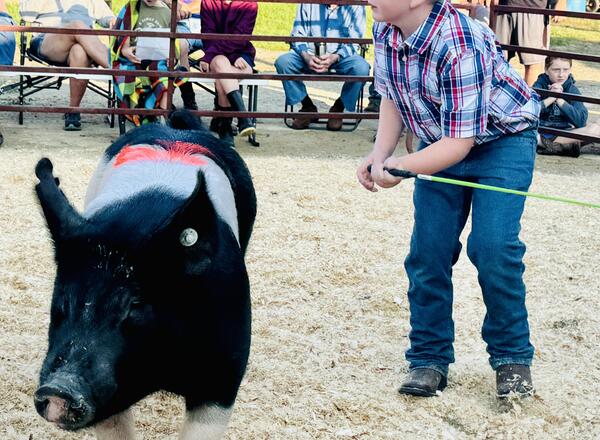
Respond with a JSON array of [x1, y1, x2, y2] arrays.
[[466, 233, 522, 272], [210, 55, 231, 72], [65, 20, 89, 30], [349, 58, 370, 76], [275, 52, 300, 73], [68, 44, 90, 67]]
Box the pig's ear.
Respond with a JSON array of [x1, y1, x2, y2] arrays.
[[35, 158, 85, 239], [175, 171, 216, 276]]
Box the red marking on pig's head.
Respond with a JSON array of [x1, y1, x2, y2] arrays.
[[114, 143, 208, 167]]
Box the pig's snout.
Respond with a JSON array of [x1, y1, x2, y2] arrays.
[[34, 376, 94, 430]]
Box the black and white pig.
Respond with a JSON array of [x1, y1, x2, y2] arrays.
[[33, 111, 256, 439]]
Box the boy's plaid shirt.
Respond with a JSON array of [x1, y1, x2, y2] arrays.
[[374, 1, 540, 145]]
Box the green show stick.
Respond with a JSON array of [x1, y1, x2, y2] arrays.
[[367, 166, 600, 209]]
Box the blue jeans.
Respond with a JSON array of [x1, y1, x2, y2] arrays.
[[0, 13, 16, 65], [274, 50, 370, 111], [404, 129, 537, 377]]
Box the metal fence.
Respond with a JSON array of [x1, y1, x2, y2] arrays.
[[0, 0, 597, 146]]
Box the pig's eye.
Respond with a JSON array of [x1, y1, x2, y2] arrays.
[[179, 228, 198, 247]]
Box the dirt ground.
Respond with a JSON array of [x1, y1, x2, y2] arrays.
[[1, 49, 600, 439]]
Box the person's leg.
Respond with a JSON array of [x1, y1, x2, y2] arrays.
[[0, 14, 16, 66], [64, 43, 91, 131], [332, 55, 371, 112], [465, 130, 536, 374], [553, 120, 600, 144], [211, 56, 255, 137], [364, 82, 381, 113], [404, 158, 472, 379], [274, 51, 310, 106], [178, 38, 190, 70], [40, 21, 109, 68], [325, 55, 370, 131], [516, 13, 546, 86]]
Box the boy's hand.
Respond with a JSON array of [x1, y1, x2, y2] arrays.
[[122, 46, 140, 64], [373, 156, 405, 189], [357, 153, 403, 191], [199, 61, 210, 72], [357, 154, 377, 192]]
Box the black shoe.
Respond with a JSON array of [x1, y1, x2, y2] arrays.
[[364, 98, 380, 113], [226, 90, 255, 137], [217, 114, 235, 147], [496, 364, 534, 399], [179, 83, 198, 111], [398, 368, 447, 397], [64, 113, 82, 131]]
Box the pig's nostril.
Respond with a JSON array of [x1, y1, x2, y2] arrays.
[[34, 384, 93, 429]]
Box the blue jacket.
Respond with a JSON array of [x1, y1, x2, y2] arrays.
[[533, 73, 588, 129]]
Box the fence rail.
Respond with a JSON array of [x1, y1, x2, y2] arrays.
[[0, 0, 598, 147]]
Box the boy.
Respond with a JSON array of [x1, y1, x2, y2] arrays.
[[357, 0, 540, 398], [534, 56, 600, 157]]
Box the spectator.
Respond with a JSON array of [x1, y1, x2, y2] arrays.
[[111, 0, 193, 126], [275, 3, 370, 131], [23, 0, 115, 130], [163, 0, 203, 109], [534, 57, 600, 157], [0, 0, 16, 145], [200, 0, 257, 145], [495, 0, 558, 86]]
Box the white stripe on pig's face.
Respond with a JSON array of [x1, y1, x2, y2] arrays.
[[84, 145, 239, 245]]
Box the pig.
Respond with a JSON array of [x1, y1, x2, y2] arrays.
[[33, 111, 256, 439]]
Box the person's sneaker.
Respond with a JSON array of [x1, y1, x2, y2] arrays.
[[64, 113, 82, 131], [496, 364, 534, 399], [398, 368, 447, 397], [364, 98, 380, 113], [291, 102, 319, 130], [326, 98, 345, 131]]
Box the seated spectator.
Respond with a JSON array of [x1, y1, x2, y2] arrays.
[[200, 0, 257, 145], [163, 0, 203, 109], [275, 3, 370, 131], [110, 0, 194, 125], [22, 0, 115, 130], [0, 0, 16, 145], [534, 57, 600, 158]]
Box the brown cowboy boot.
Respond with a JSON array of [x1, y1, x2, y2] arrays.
[[326, 97, 345, 131]]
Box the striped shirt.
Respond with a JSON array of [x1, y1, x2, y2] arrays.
[[374, 0, 540, 145], [291, 4, 366, 59]]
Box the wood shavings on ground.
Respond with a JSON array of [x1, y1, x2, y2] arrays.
[[0, 121, 599, 439]]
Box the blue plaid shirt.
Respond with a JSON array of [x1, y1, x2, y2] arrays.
[[374, 0, 540, 145], [290, 4, 366, 59]]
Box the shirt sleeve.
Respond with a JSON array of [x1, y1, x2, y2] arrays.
[[440, 49, 490, 138], [373, 23, 392, 100], [290, 5, 310, 55], [335, 6, 365, 59]]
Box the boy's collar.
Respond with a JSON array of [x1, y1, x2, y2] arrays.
[[385, 0, 448, 55]]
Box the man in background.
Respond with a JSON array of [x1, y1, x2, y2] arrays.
[[275, 3, 370, 131]]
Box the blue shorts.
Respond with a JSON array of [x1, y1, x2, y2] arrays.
[[0, 13, 16, 65], [177, 21, 203, 53], [29, 34, 68, 66]]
